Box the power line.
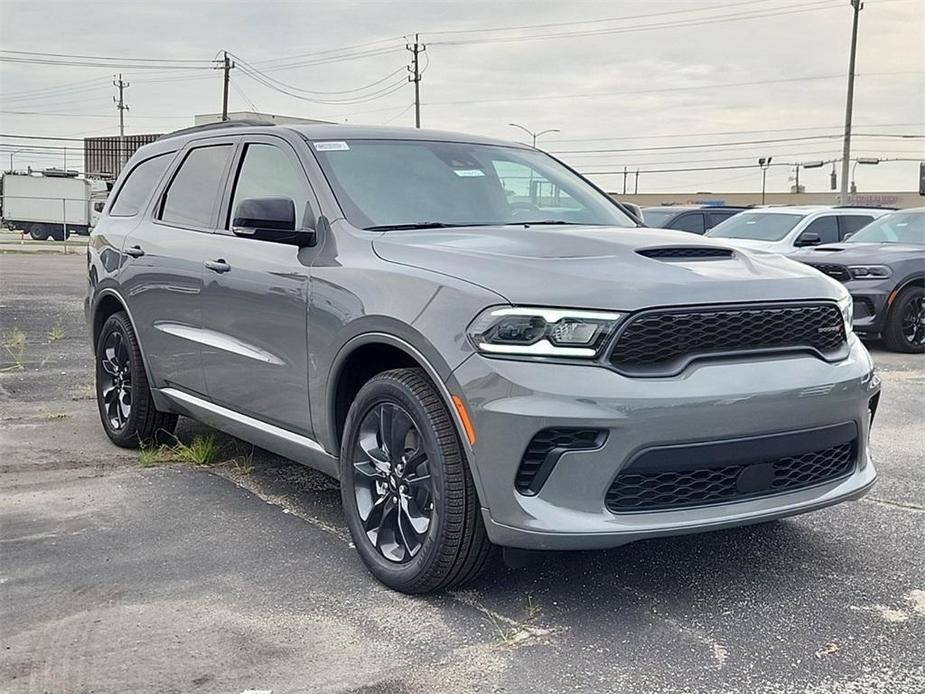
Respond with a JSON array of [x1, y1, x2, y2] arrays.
[[424, 71, 916, 108], [425, 0, 777, 35], [227, 53, 408, 96], [428, 0, 843, 46], [249, 36, 405, 67], [543, 122, 925, 144], [0, 48, 211, 63], [0, 109, 187, 120]]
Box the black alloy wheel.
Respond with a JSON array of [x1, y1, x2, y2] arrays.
[[95, 311, 178, 447], [884, 286, 925, 353], [353, 402, 434, 563], [340, 368, 493, 593], [901, 294, 925, 348], [99, 330, 133, 430]]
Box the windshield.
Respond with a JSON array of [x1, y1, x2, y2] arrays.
[[308, 138, 637, 230], [845, 210, 925, 244], [641, 209, 680, 227], [706, 212, 805, 241]]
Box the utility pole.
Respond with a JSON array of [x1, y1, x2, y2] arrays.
[[622, 166, 628, 195], [219, 51, 236, 121], [113, 74, 130, 173], [406, 34, 426, 128], [634, 169, 639, 194], [840, 0, 863, 203]]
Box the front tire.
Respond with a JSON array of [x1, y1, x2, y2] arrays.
[[29, 224, 47, 241], [883, 286, 925, 353], [340, 368, 492, 593], [96, 311, 178, 448]]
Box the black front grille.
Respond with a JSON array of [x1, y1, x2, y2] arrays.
[[608, 303, 847, 375], [807, 263, 851, 282], [605, 441, 856, 512], [638, 247, 733, 260], [516, 428, 606, 495]]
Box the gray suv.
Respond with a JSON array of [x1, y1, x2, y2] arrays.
[[86, 122, 880, 593]]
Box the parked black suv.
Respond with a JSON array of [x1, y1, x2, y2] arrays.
[[641, 205, 746, 234]]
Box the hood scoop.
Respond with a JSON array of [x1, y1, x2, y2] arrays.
[[637, 246, 734, 261]]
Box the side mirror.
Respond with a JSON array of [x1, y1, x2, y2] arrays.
[[795, 231, 822, 247], [842, 231, 855, 240], [232, 197, 316, 247]]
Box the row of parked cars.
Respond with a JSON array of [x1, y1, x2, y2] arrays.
[[639, 203, 924, 353]]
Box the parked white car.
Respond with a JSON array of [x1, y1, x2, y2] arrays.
[[705, 206, 890, 255]]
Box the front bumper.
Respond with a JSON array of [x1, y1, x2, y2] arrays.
[[449, 335, 880, 550], [847, 278, 894, 335]]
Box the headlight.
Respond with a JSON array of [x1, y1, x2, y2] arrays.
[[837, 294, 854, 332], [847, 265, 891, 279], [467, 307, 624, 358]]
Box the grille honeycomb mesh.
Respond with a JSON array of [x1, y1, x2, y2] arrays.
[[609, 304, 846, 373], [605, 441, 855, 512]]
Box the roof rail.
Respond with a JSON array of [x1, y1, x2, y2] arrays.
[[157, 119, 276, 141], [832, 204, 899, 210]]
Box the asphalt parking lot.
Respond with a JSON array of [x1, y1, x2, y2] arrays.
[[1, 252, 923, 694]]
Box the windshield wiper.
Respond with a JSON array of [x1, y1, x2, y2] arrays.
[[503, 220, 588, 226], [365, 221, 475, 231]]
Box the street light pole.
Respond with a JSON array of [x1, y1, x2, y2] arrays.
[[758, 156, 773, 205], [508, 123, 560, 147], [851, 157, 880, 193], [839, 0, 863, 203]]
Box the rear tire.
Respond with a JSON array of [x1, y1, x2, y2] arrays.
[[96, 311, 178, 448], [29, 224, 47, 241], [340, 368, 493, 593], [883, 286, 925, 353]]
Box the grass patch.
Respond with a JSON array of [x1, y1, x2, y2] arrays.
[[1, 328, 26, 371], [524, 594, 541, 620], [48, 323, 65, 342], [71, 383, 95, 400], [138, 434, 219, 468], [231, 449, 256, 476]]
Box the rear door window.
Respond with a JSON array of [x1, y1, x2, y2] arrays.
[[109, 153, 172, 217], [159, 145, 234, 229], [801, 216, 839, 244], [706, 211, 736, 230], [670, 213, 705, 234], [838, 215, 874, 239]]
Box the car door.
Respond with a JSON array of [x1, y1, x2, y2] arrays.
[[200, 136, 318, 435], [120, 141, 236, 397]]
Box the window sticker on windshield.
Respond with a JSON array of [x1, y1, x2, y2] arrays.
[[313, 141, 350, 151], [453, 169, 485, 177]]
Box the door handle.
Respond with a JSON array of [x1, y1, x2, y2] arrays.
[[124, 244, 145, 258], [205, 259, 231, 273]]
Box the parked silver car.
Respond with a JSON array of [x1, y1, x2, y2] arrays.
[[86, 122, 880, 593]]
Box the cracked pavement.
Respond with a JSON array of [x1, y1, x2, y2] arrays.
[[2, 253, 923, 693]]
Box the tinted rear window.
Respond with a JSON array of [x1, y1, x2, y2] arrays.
[[159, 145, 233, 228], [109, 153, 172, 217]]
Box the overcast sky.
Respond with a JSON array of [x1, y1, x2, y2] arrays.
[[1, 0, 922, 194]]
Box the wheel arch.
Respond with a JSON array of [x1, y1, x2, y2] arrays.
[[892, 274, 925, 298], [91, 289, 162, 407], [327, 333, 477, 472]]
